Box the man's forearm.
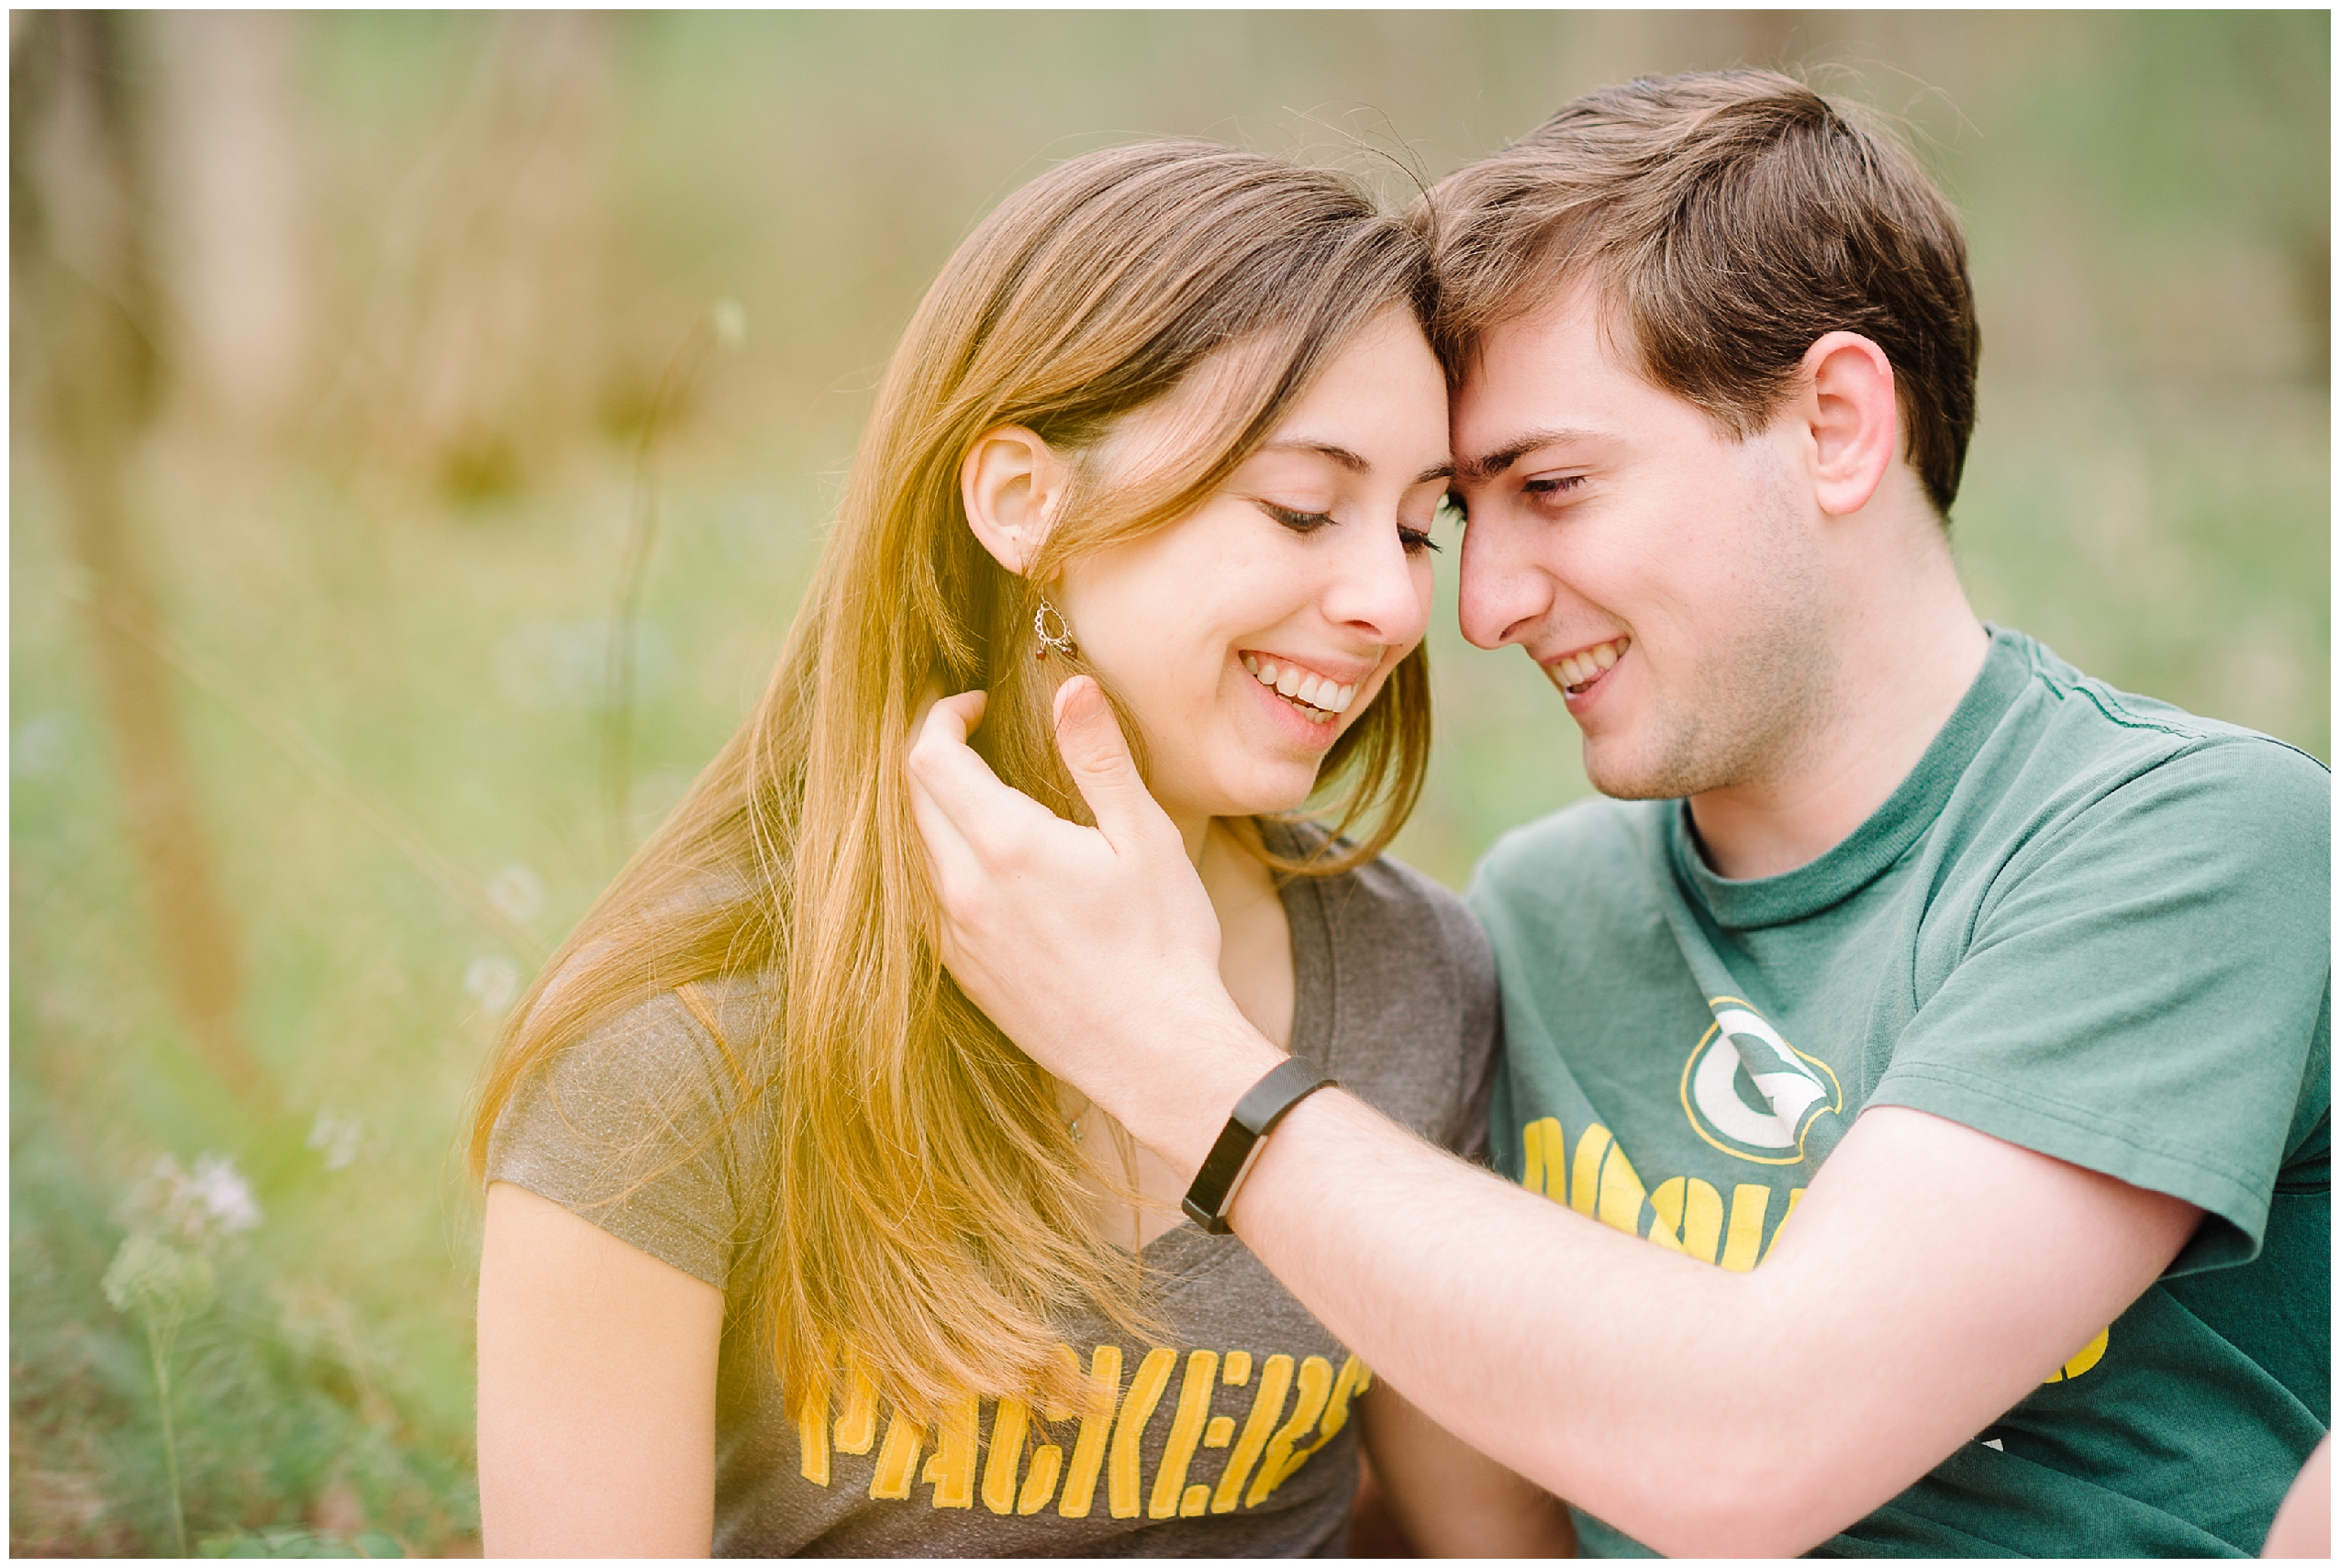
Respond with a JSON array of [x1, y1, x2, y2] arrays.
[[1216, 1090, 2194, 1557], [1086, 1005, 1864, 1552], [1225, 1088, 1811, 1554]]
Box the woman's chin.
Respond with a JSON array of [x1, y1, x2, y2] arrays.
[[1180, 767, 1325, 824]]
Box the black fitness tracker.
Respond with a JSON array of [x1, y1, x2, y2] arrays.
[[1180, 1057, 1338, 1235]]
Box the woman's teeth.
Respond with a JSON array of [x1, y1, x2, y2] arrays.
[[1556, 637, 1629, 694], [1241, 654, 1356, 722]]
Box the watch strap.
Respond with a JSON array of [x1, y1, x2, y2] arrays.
[[1180, 1057, 1337, 1235]]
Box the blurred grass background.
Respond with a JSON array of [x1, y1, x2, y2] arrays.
[[10, 11, 2326, 1555]]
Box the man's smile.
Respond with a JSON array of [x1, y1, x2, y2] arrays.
[[1543, 634, 1631, 699]]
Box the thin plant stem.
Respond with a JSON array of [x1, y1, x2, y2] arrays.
[[603, 314, 719, 866], [146, 1316, 189, 1557]]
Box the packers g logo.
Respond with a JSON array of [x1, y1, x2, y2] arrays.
[[1679, 997, 1842, 1164]]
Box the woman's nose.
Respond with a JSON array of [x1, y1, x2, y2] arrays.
[[1323, 517, 1433, 647]]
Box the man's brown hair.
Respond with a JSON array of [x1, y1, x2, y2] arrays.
[[1427, 70, 1981, 517]]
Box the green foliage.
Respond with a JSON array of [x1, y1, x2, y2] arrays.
[[104, 1233, 218, 1326], [199, 1525, 404, 1557]]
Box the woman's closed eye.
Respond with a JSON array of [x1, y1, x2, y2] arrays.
[[1262, 500, 1442, 555], [1260, 500, 1335, 535]]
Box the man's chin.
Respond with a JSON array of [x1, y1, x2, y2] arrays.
[[1582, 737, 1706, 804]]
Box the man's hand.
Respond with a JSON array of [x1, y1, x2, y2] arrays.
[[906, 679, 1283, 1170]]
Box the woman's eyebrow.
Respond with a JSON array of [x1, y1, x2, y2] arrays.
[[1263, 439, 1370, 472], [1259, 440, 1454, 485]]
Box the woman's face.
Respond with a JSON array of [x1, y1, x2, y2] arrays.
[[1054, 311, 1451, 827]]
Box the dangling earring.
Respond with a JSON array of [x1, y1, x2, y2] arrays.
[[1034, 597, 1077, 661]]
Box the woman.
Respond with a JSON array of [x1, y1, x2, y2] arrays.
[[472, 139, 1567, 1555]]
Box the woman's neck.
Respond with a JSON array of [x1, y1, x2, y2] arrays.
[[1067, 811, 1295, 1249], [1169, 810, 1209, 869], [1196, 817, 1293, 1046]]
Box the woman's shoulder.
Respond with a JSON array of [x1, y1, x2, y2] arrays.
[[487, 970, 783, 1186], [524, 973, 777, 1122], [1271, 821, 1492, 977], [486, 973, 783, 1290]]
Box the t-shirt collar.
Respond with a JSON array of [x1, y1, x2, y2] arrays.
[[1666, 626, 2032, 930]]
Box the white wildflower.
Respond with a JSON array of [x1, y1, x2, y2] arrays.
[[184, 1153, 262, 1237], [485, 863, 543, 924], [464, 954, 520, 1016], [129, 1152, 262, 1249], [306, 1112, 364, 1173]]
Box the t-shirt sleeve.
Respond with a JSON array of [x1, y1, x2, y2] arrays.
[[1870, 738, 2331, 1273], [484, 987, 756, 1289]]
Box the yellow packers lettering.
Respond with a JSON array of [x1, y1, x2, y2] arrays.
[[1519, 1120, 2114, 1387], [1521, 1117, 1802, 1270], [1679, 996, 1843, 1164], [2043, 1326, 2109, 1384], [792, 1343, 1371, 1518]]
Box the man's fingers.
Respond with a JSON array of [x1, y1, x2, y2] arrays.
[[918, 688, 986, 747], [904, 690, 1001, 901], [907, 685, 1088, 875], [904, 690, 996, 821], [1052, 676, 1174, 854]]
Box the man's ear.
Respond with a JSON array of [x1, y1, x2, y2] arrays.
[[1798, 332, 1900, 517], [961, 425, 1069, 576]]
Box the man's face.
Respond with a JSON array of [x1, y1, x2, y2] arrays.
[[1450, 280, 1835, 802]]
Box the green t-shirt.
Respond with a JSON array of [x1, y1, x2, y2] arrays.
[[1471, 627, 2330, 1558]]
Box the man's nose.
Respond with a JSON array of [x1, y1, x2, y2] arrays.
[[1456, 508, 1554, 651]]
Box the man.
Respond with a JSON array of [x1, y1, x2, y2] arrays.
[[908, 72, 2329, 1555]]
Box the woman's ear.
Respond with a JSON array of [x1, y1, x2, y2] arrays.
[[961, 425, 1069, 576]]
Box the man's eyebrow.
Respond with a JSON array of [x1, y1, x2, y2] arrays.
[[1455, 428, 1603, 484], [1258, 441, 1454, 486]]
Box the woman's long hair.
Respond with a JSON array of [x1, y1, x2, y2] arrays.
[[467, 140, 1437, 1417]]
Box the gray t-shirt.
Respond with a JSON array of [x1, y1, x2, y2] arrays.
[[486, 840, 1499, 1556]]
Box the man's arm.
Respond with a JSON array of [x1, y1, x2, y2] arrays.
[[907, 682, 2199, 1556], [1238, 1095, 2191, 1555]]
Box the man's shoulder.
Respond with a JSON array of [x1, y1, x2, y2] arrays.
[[2005, 629, 2325, 775], [1994, 629, 2329, 837]]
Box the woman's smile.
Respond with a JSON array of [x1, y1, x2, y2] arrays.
[[1239, 650, 1368, 721]]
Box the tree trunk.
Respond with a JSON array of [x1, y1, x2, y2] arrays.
[[144, 10, 311, 450], [12, 12, 272, 1111]]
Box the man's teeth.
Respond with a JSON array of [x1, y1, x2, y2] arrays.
[[1556, 637, 1630, 692], [1241, 654, 1356, 716]]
